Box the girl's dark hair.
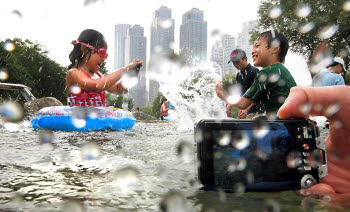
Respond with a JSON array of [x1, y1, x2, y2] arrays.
[[68, 29, 107, 69], [257, 30, 289, 63]]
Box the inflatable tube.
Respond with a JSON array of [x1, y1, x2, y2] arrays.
[[31, 106, 135, 131]]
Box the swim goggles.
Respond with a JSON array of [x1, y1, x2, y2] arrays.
[[73, 40, 108, 59]]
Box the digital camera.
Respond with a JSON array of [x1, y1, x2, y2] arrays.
[[195, 117, 327, 192]]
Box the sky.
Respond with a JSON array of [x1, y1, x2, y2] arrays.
[[0, 0, 312, 85]]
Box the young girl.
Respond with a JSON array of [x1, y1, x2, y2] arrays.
[[66, 29, 143, 107]]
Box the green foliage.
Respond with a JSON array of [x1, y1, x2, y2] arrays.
[[0, 38, 67, 104], [345, 71, 350, 85], [222, 73, 237, 89], [249, 29, 262, 45], [257, 0, 350, 67], [139, 106, 153, 115]]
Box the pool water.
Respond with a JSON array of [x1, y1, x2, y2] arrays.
[[0, 121, 345, 211]]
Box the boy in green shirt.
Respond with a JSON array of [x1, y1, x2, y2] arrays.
[[226, 30, 296, 115]]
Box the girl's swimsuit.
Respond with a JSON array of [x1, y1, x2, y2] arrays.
[[67, 70, 108, 107]]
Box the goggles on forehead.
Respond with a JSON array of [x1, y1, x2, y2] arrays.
[[73, 40, 108, 59]]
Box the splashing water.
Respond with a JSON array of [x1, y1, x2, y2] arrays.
[[149, 56, 226, 131]]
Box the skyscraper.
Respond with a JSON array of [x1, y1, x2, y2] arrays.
[[210, 34, 236, 76], [236, 21, 264, 64], [180, 8, 207, 66], [149, 6, 175, 105], [125, 25, 148, 108], [114, 24, 131, 70]]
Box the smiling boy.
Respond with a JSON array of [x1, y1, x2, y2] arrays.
[[226, 30, 296, 116]]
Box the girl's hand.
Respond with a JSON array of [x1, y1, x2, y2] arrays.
[[127, 59, 143, 71]]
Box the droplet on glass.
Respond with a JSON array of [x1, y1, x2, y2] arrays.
[[262, 199, 280, 212], [298, 22, 315, 34], [236, 158, 247, 171], [177, 140, 193, 163], [309, 45, 333, 74], [226, 84, 242, 104], [61, 200, 85, 212], [317, 24, 338, 40], [39, 130, 54, 145], [231, 131, 250, 150], [295, 3, 311, 18], [194, 129, 203, 143], [160, 19, 173, 29], [246, 170, 255, 184], [307, 149, 323, 168], [301, 197, 317, 210], [277, 79, 286, 87], [214, 151, 223, 159], [115, 166, 140, 192], [338, 48, 350, 58], [234, 183, 246, 196], [324, 102, 340, 117], [218, 133, 231, 146], [80, 142, 100, 160], [0, 68, 9, 81], [258, 73, 267, 83], [253, 120, 270, 138], [277, 96, 286, 104], [154, 45, 163, 53], [211, 29, 221, 38], [0, 101, 24, 122], [121, 74, 139, 89], [343, 0, 350, 12], [332, 119, 343, 128], [159, 190, 187, 212], [255, 149, 268, 160], [286, 152, 302, 168], [268, 5, 283, 19], [3, 41, 15, 52], [218, 189, 226, 202], [299, 102, 311, 114], [87, 107, 98, 119], [69, 85, 81, 94], [313, 103, 323, 112], [71, 107, 87, 128], [271, 39, 281, 49], [268, 73, 280, 83]]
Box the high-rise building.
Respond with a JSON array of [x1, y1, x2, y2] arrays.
[[114, 24, 131, 70], [125, 25, 148, 108], [180, 8, 207, 66], [236, 20, 264, 64], [210, 34, 236, 76], [149, 6, 175, 105]]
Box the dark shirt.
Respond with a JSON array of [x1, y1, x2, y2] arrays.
[[236, 63, 265, 114], [244, 63, 297, 113]]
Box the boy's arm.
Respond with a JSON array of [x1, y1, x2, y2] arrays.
[[226, 97, 253, 117]]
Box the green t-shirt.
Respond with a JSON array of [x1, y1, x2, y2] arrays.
[[243, 63, 296, 113]]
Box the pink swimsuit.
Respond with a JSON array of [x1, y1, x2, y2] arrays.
[[67, 71, 108, 107]]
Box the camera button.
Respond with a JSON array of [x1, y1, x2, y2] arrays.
[[303, 144, 309, 150], [303, 127, 308, 138]]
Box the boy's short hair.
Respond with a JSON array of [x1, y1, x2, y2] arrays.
[[257, 30, 289, 63]]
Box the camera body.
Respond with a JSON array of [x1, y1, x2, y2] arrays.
[[195, 118, 327, 192]]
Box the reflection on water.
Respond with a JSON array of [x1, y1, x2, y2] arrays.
[[0, 120, 343, 211]]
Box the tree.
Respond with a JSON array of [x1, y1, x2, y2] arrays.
[[105, 92, 134, 110], [0, 38, 67, 104], [256, 0, 350, 68]]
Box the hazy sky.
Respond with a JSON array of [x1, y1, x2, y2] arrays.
[[0, 0, 312, 85]]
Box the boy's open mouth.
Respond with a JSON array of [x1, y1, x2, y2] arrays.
[[97, 63, 101, 68], [252, 54, 257, 61]]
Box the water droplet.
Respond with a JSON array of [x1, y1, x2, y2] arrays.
[[301, 197, 317, 210], [160, 19, 173, 29], [218, 133, 231, 146], [211, 29, 221, 38], [0, 68, 9, 81], [298, 22, 315, 34], [177, 140, 193, 163], [332, 119, 343, 128], [121, 74, 139, 89], [277, 79, 286, 87], [80, 142, 100, 160], [253, 120, 270, 138], [277, 95, 286, 104], [236, 158, 247, 171], [246, 170, 255, 184], [214, 151, 223, 159], [299, 102, 311, 114], [71, 107, 87, 128], [324, 102, 340, 117], [271, 39, 280, 49], [286, 152, 302, 168], [268, 73, 280, 83], [3, 122, 19, 131], [0, 101, 24, 122], [313, 104, 323, 112], [87, 107, 99, 119], [231, 131, 250, 150], [317, 24, 338, 40], [114, 166, 140, 192], [62, 200, 85, 212], [3, 41, 15, 52], [343, 0, 350, 12], [338, 48, 350, 58], [194, 129, 203, 143], [234, 183, 246, 196], [262, 199, 280, 212], [39, 130, 54, 145], [307, 149, 323, 168], [255, 149, 268, 160], [218, 189, 226, 202], [69, 85, 81, 94], [154, 45, 163, 53], [226, 84, 242, 104], [159, 190, 187, 212], [309, 45, 333, 74], [258, 73, 267, 82], [295, 3, 311, 18], [268, 5, 283, 19]]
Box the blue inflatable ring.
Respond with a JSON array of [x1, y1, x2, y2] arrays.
[[31, 106, 135, 131]]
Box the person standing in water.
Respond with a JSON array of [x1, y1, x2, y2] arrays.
[[66, 29, 143, 107], [160, 98, 169, 120]]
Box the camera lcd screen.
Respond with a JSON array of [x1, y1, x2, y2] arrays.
[[211, 122, 299, 191]]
